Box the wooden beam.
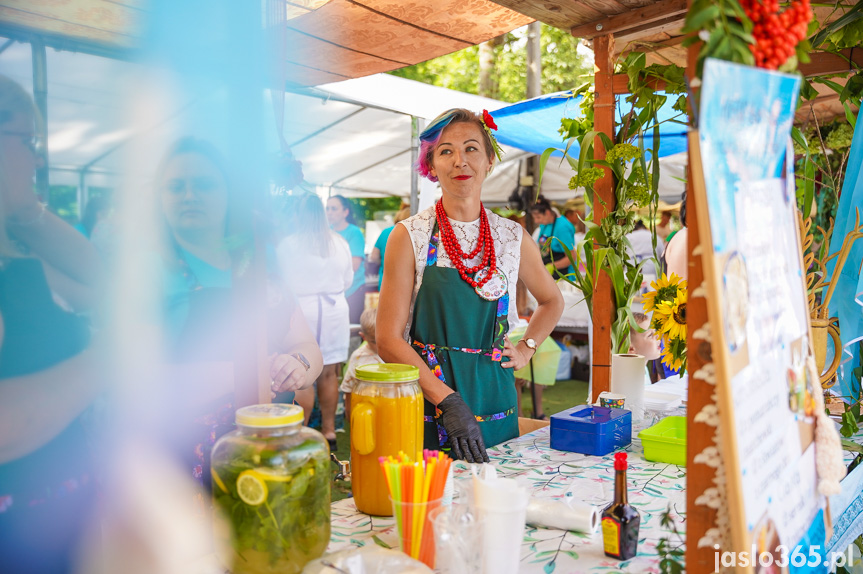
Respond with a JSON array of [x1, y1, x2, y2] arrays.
[[624, 33, 688, 53], [799, 48, 863, 77], [614, 13, 686, 46], [571, 0, 687, 39], [685, 10, 719, 572], [489, 0, 604, 31], [590, 33, 616, 403], [612, 73, 668, 94]]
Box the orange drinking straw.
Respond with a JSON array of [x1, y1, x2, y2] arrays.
[[418, 456, 436, 565], [403, 462, 411, 555]]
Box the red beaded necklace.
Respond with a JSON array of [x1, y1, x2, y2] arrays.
[[434, 200, 497, 289]]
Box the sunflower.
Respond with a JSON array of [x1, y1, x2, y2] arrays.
[[661, 348, 686, 371], [654, 289, 687, 342], [644, 273, 687, 313], [660, 336, 688, 373], [642, 289, 658, 313]]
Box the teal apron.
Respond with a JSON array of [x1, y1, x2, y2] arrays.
[[410, 221, 519, 450]]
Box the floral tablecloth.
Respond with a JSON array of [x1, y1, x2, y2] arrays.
[[329, 420, 687, 573]]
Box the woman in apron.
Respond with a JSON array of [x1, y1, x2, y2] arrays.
[[378, 109, 564, 462]]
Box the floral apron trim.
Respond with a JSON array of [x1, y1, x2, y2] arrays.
[[422, 407, 516, 424], [415, 222, 515, 447]]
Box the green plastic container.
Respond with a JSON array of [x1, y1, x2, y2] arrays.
[[638, 416, 687, 466]]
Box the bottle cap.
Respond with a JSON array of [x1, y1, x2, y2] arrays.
[[614, 452, 628, 471]]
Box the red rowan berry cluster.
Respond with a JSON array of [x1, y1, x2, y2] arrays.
[[740, 0, 813, 69]]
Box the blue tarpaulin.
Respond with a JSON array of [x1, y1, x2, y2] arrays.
[[827, 107, 863, 399], [491, 89, 688, 158]]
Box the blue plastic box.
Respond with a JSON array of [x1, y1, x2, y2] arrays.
[[550, 405, 632, 456]]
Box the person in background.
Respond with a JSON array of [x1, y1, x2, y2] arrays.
[[562, 196, 587, 274], [663, 192, 687, 280], [630, 312, 661, 362], [326, 195, 366, 323], [629, 311, 663, 385], [656, 210, 673, 241], [339, 306, 383, 415], [529, 196, 575, 278], [0, 73, 106, 574], [277, 193, 353, 451], [369, 205, 410, 292], [563, 196, 586, 237], [626, 219, 665, 280]]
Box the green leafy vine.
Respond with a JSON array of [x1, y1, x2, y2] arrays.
[[539, 57, 687, 353]]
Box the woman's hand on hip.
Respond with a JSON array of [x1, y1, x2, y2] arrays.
[[269, 353, 308, 395], [501, 336, 533, 371]]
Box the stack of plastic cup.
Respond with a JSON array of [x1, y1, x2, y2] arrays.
[[472, 465, 529, 574]]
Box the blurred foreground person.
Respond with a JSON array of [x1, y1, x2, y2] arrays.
[[0, 74, 105, 574], [155, 138, 322, 498]]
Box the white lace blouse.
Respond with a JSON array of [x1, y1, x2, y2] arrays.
[[398, 205, 523, 338]]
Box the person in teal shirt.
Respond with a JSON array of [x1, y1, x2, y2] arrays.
[[369, 206, 410, 291], [327, 195, 366, 323], [529, 196, 576, 277], [372, 225, 393, 291]]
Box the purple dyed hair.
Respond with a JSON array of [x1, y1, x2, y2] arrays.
[[414, 108, 495, 183]]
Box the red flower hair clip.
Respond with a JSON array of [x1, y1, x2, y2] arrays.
[[481, 109, 503, 162], [482, 109, 498, 131]]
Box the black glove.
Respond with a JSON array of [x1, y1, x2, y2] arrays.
[[437, 392, 489, 463]]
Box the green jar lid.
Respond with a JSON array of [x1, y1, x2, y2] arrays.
[[355, 363, 419, 382]]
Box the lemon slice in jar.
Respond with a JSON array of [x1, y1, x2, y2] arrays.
[[237, 470, 268, 506], [254, 468, 294, 482], [211, 468, 229, 493]]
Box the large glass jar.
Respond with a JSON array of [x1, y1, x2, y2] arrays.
[[351, 364, 423, 516], [211, 404, 330, 574]]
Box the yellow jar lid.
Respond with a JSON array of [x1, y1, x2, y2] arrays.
[[235, 404, 303, 427], [356, 363, 419, 382]]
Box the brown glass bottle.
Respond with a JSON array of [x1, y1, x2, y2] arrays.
[[601, 452, 641, 560]]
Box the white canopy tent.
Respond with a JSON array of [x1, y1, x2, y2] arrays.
[[283, 73, 517, 202], [1, 39, 685, 213], [1, 37, 137, 197], [290, 74, 685, 206]]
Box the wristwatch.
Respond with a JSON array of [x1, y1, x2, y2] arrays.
[[520, 338, 538, 353], [291, 353, 311, 372]]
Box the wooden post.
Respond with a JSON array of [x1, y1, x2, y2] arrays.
[[684, 16, 719, 572], [590, 34, 616, 402]]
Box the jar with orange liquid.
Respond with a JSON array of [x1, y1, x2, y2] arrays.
[[351, 364, 424, 516]]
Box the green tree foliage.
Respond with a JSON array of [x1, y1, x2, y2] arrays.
[[345, 196, 404, 224], [47, 185, 113, 224], [389, 25, 593, 102]]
